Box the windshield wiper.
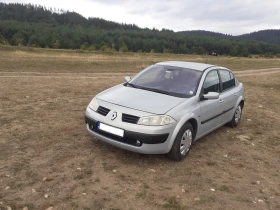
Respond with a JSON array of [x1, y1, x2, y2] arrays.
[[126, 83, 139, 88], [126, 83, 170, 95], [141, 87, 171, 95]]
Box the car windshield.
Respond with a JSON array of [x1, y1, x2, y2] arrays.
[[127, 65, 202, 98]]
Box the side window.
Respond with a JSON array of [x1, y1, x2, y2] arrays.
[[220, 70, 235, 91], [203, 70, 220, 94], [230, 72, 236, 87]]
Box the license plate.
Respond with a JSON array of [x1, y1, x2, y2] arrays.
[[97, 122, 124, 137]]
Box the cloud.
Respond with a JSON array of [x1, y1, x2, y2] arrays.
[[83, 0, 280, 34], [2, 0, 280, 35]]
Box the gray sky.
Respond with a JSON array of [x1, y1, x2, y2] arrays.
[[2, 0, 280, 35]]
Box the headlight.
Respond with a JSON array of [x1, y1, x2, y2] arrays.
[[88, 97, 99, 111], [138, 115, 176, 126]]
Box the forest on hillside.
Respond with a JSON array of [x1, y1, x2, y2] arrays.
[[179, 30, 280, 45], [1, 3, 280, 57]]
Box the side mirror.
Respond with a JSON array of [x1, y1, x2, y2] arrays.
[[203, 92, 220, 100], [125, 76, 131, 82]]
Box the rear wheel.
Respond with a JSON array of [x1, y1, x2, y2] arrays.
[[167, 122, 194, 161], [227, 104, 243, 127]]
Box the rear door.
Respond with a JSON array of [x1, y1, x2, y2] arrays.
[[218, 70, 238, 123], [198, 70, 224, 136]]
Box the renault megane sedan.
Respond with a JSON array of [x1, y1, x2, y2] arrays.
[[85, 61, 245, 161]]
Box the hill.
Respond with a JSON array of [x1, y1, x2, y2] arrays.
[[0, 3, 140, 30], [179, 30, 280, 45], [237, 30, 280, 45], [0, 3, 280, 56], [178, 30, 230, 38]]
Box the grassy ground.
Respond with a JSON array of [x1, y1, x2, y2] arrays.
[[0, 45, 280, 210], [1, 45, 280, 73]]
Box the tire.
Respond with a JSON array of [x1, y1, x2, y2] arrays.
[[167, 122, 194, 161], [227, 103, 243, 127]]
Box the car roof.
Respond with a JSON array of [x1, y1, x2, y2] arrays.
[[156, 61, 222, 71]]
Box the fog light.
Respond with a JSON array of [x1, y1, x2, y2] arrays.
[[136, 140, 141, 146]]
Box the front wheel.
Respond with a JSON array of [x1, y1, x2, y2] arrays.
[[167, 122, 194, 161], [227, 104, 243, 127]]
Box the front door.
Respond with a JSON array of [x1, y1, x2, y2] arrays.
[[198, 70, 224, 137]]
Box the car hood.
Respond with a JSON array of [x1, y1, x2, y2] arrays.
[[96, 85, 186, 114]]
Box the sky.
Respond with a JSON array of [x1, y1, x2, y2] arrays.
[[2, 0, 280, 35]]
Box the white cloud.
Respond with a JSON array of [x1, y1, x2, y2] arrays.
[[2, 0, 280, 35]]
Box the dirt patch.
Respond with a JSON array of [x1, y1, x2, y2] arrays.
[[235, 68, 280, 77]]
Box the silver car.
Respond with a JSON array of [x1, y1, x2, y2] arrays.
[[85, 61, 245, 161]]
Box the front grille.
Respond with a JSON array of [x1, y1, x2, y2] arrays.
[[97, 106, 110, 116], [122, 113, 140, 124]]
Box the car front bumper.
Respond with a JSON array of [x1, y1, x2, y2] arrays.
[[85, 107, 177, 154]]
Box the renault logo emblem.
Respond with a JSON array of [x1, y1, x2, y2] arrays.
[[111, 112, 117, 120]]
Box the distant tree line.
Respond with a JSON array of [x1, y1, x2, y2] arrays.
[[1, 3, 280, 57]]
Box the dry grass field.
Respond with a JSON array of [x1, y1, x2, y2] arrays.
[[0, 45, 280, 210]]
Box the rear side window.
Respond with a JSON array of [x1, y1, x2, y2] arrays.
[[219, 70, 235, 91], [203, 70, 220, 94]]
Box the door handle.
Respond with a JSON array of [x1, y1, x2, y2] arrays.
[[219, 99, 224, 103]]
